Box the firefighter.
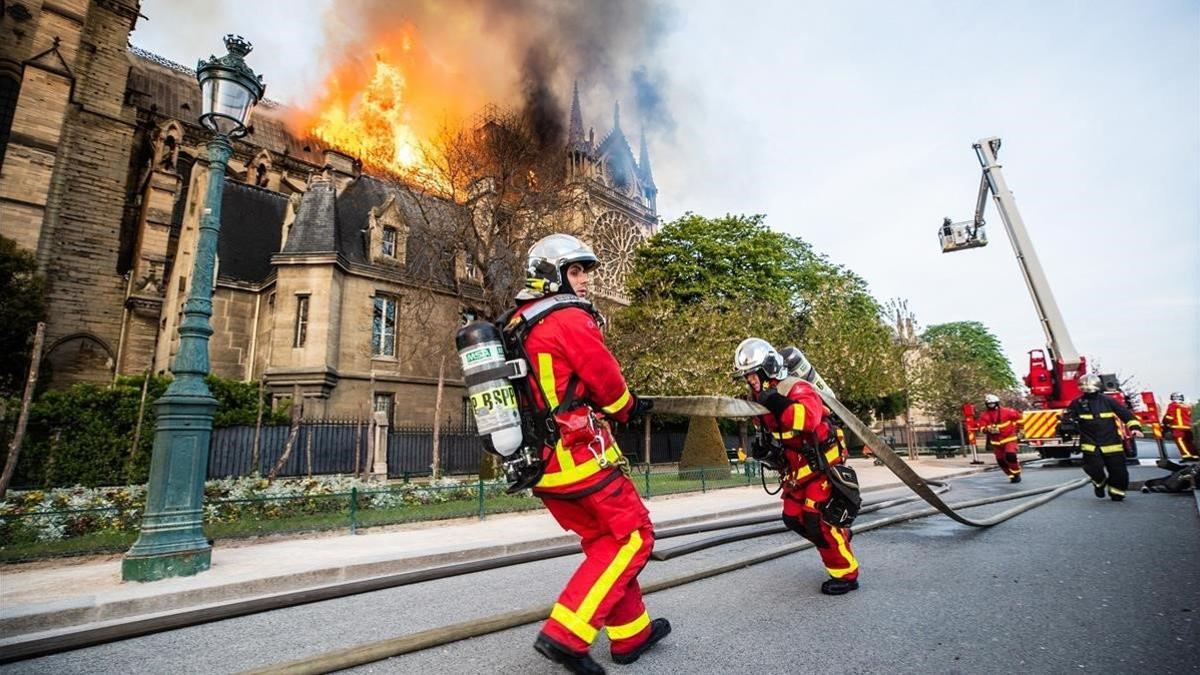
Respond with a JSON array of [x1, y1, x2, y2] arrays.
[[514, 234, 669, 674], [735, 338, 860, 595], [974, 394, 1023, 483], [1061, 374, 1144, 501], [1162, 393, 1197, 461]]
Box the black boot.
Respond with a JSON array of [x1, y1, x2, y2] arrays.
[[821, 578, 859, 595], [1009, 474, 1021, 483], [534, 634, 606, 675], [1093, 484, 1106, 499], [611, 618, 672, 665]]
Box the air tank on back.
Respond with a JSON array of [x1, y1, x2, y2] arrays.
[[455, 321, 523, 457]]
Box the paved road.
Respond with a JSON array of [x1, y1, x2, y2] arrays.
[[9, 465, 1198, 674]]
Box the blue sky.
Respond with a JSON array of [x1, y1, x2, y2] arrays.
[[134, 0, 1199, 400]]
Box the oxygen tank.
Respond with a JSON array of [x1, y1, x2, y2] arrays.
[[782, 346, 836, 397], [455, 321, 523, 457]]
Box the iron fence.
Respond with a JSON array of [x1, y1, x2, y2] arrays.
[[209, 419, 369, 478]]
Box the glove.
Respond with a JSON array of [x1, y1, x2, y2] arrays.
[[751, 438, 784, 470], [626, 395, 653, 423], [1129, 429, 1144, 438], [755, 389, 793, 418]]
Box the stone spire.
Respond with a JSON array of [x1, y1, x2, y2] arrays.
[[638, 126, 655, 188], [568, 81, 584, 146]]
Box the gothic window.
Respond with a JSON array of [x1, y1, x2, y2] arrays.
[[373, 392, 395, 427], [381, 227, 398, 258], [293, 295, 309, 347], [156, 122, 183, 172], [0, 73, 18, 171], [593, 211, 644, 295], [255, 163, 269, 187], [372, 294, 398, 357]]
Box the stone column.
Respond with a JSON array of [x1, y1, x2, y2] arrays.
[[372, 410, 390, 478]]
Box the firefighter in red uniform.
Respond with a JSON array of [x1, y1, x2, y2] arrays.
[[975, 393, 1023, 483], [1162, 393, 1197, 461], [735, 338, 860, 595], [512, 234, 669, 674]]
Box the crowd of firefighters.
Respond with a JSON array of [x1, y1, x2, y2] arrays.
[[493, 232, 1193, 675]]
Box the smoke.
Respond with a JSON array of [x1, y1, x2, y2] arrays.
[[310, 0, 676, 139]]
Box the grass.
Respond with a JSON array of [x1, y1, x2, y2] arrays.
[[0, 466, 749, 563]]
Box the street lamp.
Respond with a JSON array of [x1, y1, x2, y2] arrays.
[[123, 35, 264, 582]]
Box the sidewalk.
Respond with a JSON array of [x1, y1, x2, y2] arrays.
[[0, 456, 1004, 638]]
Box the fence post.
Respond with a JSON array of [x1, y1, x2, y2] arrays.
[[349, 487, 358, 535], [644, 463, 651, 499], [371, 411, 389, 478], [701, 468, 707, 493], [477, 475, 486, 520]]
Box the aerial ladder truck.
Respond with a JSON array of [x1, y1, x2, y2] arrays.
[[940, 138, 1162, 459]]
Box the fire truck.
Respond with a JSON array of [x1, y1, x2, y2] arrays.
[[939, 138, 1162, 459]]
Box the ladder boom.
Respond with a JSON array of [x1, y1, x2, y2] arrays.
[[973, 137, 1081, 369]]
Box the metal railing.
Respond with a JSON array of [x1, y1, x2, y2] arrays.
[[1, 461, 762, 563]]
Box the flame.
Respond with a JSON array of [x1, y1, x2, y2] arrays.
[[292, 24, 494, 182]]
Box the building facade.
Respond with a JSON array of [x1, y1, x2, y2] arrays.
[[0, 1, 660, 425]]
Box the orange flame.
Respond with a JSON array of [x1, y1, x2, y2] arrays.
[[292, 24, 496, 180]]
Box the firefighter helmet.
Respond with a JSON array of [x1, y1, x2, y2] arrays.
[[1078, 374, 1102, 394], [516, 234, 599, 300], [984, 393, 1001, 409], [732, 338, 787, 381], [1170, 392, 1185, 403]]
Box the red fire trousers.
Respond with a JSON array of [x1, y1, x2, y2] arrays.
[[539, 472, 656, 657], [1171, 429, 1197, 460], [991, 441, 1021, 477], [781, 476, 859, 581]]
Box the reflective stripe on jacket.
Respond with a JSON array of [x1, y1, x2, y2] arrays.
[[754, 379, 845, 484], [1063, 393, 1141, 454], [520, 300, 635, 496], [1163, 402, 1192, 431], [974, 406, 1023, 445]]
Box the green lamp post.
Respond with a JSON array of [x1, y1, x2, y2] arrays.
[[122, 35, 265, 582]]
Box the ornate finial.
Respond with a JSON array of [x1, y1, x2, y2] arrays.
[[223, 34, 253, 58]]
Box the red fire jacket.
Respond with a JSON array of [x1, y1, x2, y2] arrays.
[[1163, 402, 1192, 432], [974, 407, 1023, 446], [754, 378, 845, 486], [519, 299, 635, 496]]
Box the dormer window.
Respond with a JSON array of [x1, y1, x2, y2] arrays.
[[381, 227, 398, 258]]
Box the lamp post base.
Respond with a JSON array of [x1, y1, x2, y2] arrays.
[[122, 546, 211, 582]]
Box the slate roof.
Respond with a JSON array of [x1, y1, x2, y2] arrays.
[[217, 180, 287, 283]]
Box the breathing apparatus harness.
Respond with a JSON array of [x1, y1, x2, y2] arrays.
[[752, 377, 862, 527], [493, 295, 614, 493]]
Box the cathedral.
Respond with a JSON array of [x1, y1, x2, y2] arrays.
[[0, 1, 660, 425]]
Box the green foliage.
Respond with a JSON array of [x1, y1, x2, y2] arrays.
[[677, 416, 730, 479], [610, 212, 902, 418], [0, 235, 47, 395], [3, 374, 288, 489], [910, 321, 1018, 425]]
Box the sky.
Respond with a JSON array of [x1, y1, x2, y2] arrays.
[[132, 0, 1199, 400]]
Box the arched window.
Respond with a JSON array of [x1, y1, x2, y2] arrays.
[[255, 162, 268, 187], [0, 68, 21, 171]]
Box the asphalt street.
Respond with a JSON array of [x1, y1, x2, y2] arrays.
[[8, 463, 1198, 674]]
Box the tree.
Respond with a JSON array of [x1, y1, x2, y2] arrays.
[[609, 213, 902, 417], [0, 236, 46, 396], [910, 321, 1018, 425]]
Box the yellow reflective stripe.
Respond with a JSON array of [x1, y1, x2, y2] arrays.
[[1099, 412, 1116, 418], [792, 404, 806, 431], [1099, 444, 1125, 454], [537, 353, 559, 409], [789, 447, 842, 482], [550, 603, 598, 644], [1078, 413, 1095, 420], [772, 430, 796, 440], [827, 527, 858, 579], [1126, 418, 1141, 428], [555, 439, 577, 473], [606, 611, 650, 640], [1108, 487, 1125, 496], [601, 389, 632, 415], [803, 498, 817, 509], [536, 444, 623, 488], [994, 436, 1018, 445], [577, 531, 644, 623]]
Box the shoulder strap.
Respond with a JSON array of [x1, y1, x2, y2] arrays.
[[504, 295, 599, 341], [775, 376, 803, 397]]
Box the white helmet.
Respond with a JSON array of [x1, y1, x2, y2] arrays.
[[1170, 392, 1185, 403], [732, 338, 788, 381], [984, 393, 1001, 407], [515, 233, 599, 300], [1078, 374, 1102, 394]]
